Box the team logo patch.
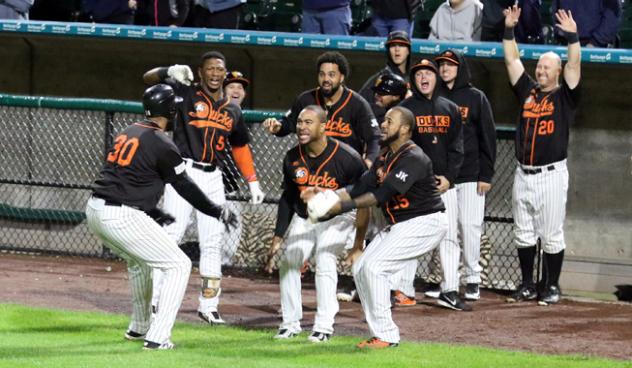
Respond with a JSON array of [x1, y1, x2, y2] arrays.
[[189, 101, 210, 118], [294, 167, 309, 185], [395, 171, 408, 182]]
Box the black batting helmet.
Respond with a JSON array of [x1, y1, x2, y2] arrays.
[[372, 72, 407, 98], [142, 84, 182, 120]]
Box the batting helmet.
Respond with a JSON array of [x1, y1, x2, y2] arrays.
[[372, 72, 407, 98], [142, 84, 183, 120]]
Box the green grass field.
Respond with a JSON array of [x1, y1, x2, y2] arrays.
[[0, 304, 629, 368]]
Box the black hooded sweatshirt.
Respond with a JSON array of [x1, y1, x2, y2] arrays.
[[436, 53, 496, 184], [358, 45, 411, 121], [399, 71, 464, 186]]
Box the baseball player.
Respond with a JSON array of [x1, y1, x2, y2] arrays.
[[223, 70, 249, 107], [503, 6, 581, 305], [262, 51, 380, 167], [358, 30, 412, 122], [264, 105, 368, 343], [303, 106, 448, 348], [434, 49, 497, 301], [396, 58, 469, 311], [85, 84, 237, 350], [143, 51, 265, 325]]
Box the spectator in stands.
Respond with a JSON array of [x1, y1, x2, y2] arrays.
[[428, 0, 484, 41], [480, 0, 543, 43], [368, 0, 421, 37], [83, 0, 136, 24], [223, 70, 249, 107], [552, 0, 622, 47], [359, 30, 412, 122], [30, 0, 81, 22], [190, 0, 244, 29], [301, 0, 352, 35], [0, 0, 34, 20], [135, 0, 190, 27]]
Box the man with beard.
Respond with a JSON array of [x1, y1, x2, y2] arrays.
[[263, 51, 380, 167], [301, 106, 447, 348], [395, 58, 468, 311], [142, 51, 266, 325], [264, 105, 368, 343], [359, 31, 412, 122], [431, 49, 497, 301]]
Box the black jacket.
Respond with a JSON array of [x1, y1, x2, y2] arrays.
[[437, 52, 496, 184]]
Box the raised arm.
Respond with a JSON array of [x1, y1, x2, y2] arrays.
[[555, 9, 581, 89], [502, 5, 525, 86]]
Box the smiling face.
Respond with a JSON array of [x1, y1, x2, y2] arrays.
[[296, 108, 325, 145], [389, 44, 409, 66], [414, 69, 437, 98], [536, 52, 562, 91], [198, 57, 227, 93], [224, 82, 246, 106], [318, 62, 344, 98]]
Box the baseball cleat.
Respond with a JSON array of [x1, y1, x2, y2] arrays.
[[464, 283, 481, 301], [337, 289, 357, 302], [274, 328, 299, 339], [506, 284, 537, 303], [124, 330, 146, 341], [198, 310, 226, 325], [356, 337, 399, 349], [438, 291, 473, 311], [308, 331, 331, 343], [424, 282, 441, 299], [143, 340, 175, 350], [392, 290, 417, 307], [538, 285, 561, 305]]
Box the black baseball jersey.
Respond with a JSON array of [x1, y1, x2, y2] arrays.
[[168, 80, 251, 165], [92, 121, 184, 211], [275, 86, 381, 163], [274, 138, 366, 236], [355, 141, 445, 224], [399, 92, 464, 185], [512, 72, 580, 166]]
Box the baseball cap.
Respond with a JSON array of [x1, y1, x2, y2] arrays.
[[223, 70, 249, 88], [410, 58, 438, 75], [385, 30, 411, 48], [435, 50, 460, 65], [371, 72, 407, 97]]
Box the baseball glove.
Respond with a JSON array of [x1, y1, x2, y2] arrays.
[[307, 190, 339, 223]]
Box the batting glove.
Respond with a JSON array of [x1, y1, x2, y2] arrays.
[[248, 181, 265, 205], [220, 206, 238, 230], [167, 64, 194, 86], [307, 190, 339, 223]]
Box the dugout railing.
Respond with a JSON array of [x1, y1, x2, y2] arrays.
[[0, 93, 520, 290]]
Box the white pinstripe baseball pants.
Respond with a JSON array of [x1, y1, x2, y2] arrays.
[[86, 197, 191, 345], [513, 160, 568, 254], [456, 182, 486, 284], [279, 212, 355, 334], [390, 188, 459, 294], [353, 212, 447, 344], [156, 160, 226, 314]]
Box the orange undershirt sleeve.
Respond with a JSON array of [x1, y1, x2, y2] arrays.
[[231, 144, 258, 182]]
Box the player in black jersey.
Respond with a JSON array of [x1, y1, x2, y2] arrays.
[[302, 106, 447, 348], [86, 84, 236, 350], [264, 105, 368, 343], [262, 51, 380, 167], [503, 6, 581, 305], [143, 51, 264, 324]]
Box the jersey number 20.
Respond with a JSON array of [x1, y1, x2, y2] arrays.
[[107, 135, 139, 166]]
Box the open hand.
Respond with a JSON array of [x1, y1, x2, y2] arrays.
[[554, 9, 577, 34], [502, 5, 521, 28]]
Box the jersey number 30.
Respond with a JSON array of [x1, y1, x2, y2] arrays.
[[107, 135, 139, 166]]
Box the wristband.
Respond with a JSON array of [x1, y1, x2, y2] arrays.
[[157, 67, 169, 81], [503, 27, 515, 41], [564, 31, 579, 44], [339, 200, 356, 214]]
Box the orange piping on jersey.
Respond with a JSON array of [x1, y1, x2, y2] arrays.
[[298, 140, 340, 188], [329, 91, 353, 123], [133, 122, 160, 130], [523, 118, 530, 164], [208, 128, 217, 163], [382, 143, 415, 224], [201, 127, 209, 161], [232, 144, 258, 182], [529, 95, 548, 165]]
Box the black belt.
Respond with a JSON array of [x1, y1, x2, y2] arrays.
[[92, 194, 139, 209], [191, 161, 217, 172], [520, 164, 556, 175]]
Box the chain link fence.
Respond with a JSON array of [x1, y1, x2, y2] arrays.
[[0, 94, 519, 290]]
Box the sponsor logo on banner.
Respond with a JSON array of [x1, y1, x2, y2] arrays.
[[152, 30, 172, 40], [177, 31, 198, 41], [126, 28, 146, 38], [100, 26, 121, 36], [310, 38, 331, 47], [52, 24, 71, 34], [451, 46, 469, 54], [336, 40, 357, 49], [230, 34, 250, 44], [618, 55, 632, 64], [519, 49, 525, 57], [77, 25, 97, 35], [589, 53, 611, 62], [256, 36, 277, 45], [26, 23, 46, 32], [418, 44, 440, 54], [282, 36, 303, 46], [364, 41, 384, 50], [204, 33, 224, 42], [1, 22, 21, 31]]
